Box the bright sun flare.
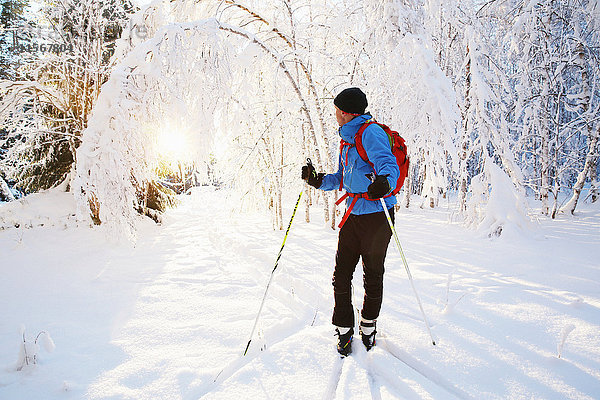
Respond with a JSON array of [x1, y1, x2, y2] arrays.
[[156, 127, 191, 166]]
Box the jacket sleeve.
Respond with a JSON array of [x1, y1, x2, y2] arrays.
[[319, 154, 343, 191], [361, 124, 400, 192]]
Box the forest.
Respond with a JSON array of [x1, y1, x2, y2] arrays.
[[1, 2, 600, 398], [1, 0, 599, 237]]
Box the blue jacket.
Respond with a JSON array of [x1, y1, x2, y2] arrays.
[[320, 114, 400, 215]]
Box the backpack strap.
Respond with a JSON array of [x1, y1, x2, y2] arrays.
[[335, 191, 391, 229], [335, 120, 393, 229], [338, 140, 354, 191], [336, 192, 368, 228], [338, 121, 376, 191], [354, 121, 376, 169]]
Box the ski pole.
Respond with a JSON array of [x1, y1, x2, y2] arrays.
[[368, 173, 436, 346], [243, 190, 303, 356]]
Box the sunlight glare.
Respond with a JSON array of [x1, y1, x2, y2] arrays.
[[156, 124, 192, 166]]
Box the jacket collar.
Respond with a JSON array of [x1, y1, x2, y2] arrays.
[[338, 114, 371, 143]]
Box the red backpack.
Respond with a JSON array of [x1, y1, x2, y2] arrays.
[[354, 121, 409, 195], [336, 121, 410, 228]]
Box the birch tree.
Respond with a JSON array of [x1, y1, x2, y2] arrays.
[[510, 0, 600, 217], [458, 24, 529, 235], [341, 0, 460, 209], [13, 0, 594, 236], [561, 2, 600, 214]]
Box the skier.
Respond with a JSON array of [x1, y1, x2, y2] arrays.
[[302, 87, 400, 356]]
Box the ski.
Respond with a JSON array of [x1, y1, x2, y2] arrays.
[[378, 333, 472, 400], [323, 354, 345, 400]]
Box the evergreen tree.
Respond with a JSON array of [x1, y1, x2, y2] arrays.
[[0, 0, 31, 80]]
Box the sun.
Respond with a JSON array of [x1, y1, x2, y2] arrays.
[[155, 124, 192, 167]]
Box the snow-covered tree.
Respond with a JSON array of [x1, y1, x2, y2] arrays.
[[560, 2, 600, 214], [318, 0, 460, 209], [0, 0, 32, 80], [455, 21, 529, 236], [0, 175, 15, 201], [74, 0, 349, 233], [0, 0, 134, 193], [53, 0, 598, 236], [304, 0, 457, 207], [509, 0, 600, 217]]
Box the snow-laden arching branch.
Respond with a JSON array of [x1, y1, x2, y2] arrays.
[[74, 11, 345, 236], [86, 0, 344, 230], [74, 19, 233, 237], [115, 0, 333, 173], [216, 22, 327, 170], [358, 1, 460, 209]]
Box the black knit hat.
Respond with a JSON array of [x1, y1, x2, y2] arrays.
[[334, 87, 368, 115]]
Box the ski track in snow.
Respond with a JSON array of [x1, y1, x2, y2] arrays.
[[1, 187, 600, 399], [323, 356, 344, 400]]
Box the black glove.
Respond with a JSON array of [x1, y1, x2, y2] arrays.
[[301, 162, 324, 189], [367, 174, 391, 199]]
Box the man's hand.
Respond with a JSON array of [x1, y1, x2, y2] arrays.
[[367, 174, 391, 199], [302, 162, 324, 189]]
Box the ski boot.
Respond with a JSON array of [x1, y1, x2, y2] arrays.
[[335, 327, 353, 357], [359, 319, 376, 351]]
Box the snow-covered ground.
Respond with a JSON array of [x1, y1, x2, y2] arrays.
[[1, 187, 599, 399]]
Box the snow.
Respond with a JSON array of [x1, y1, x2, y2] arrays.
[[1, 187, 599, 399], [0, 181, 77, 230]]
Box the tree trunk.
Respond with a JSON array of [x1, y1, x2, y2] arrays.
[[403, 172, 411, 208], [330, 191, 337, 230], [277, 184, 283, 230], [590, 157, 599, 203], [323, 184, 330, 226], [278, 130, 284, 230], [562, 43, 597, 215], [590, 176, 599, 203], [458, 45, 471, 214], [550, 175, 559, 219], [562, 126, 599, 214], [0, 177, 16, 202], [539, 10, 554, 216], [302, 124, 311, 223], [540, 122, 551, 215], [550, 124, 561, 219], [305, 186, 312, 223]]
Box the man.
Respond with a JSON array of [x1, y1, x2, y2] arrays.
[[302, 87, 399, 356]]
